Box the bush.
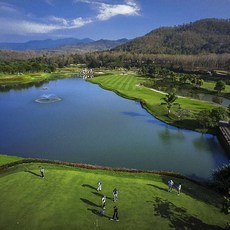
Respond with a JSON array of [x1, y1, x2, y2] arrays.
[[197, 107, 228, 128], [213, 163, 230, 194]]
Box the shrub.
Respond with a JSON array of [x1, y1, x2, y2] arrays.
[[213, 163, 230, 194]]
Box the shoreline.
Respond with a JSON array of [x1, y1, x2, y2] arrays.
[[0, 157, 207, 185], [88, 78, 215, 134]]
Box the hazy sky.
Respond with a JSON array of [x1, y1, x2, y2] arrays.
[[0, 0, 229, 42]]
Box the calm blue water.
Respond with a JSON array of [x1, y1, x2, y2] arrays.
[[0, 78, 228, 179]]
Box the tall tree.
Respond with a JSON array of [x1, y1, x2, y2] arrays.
[[214, 80, 226, 93], [161, 92, 179, 116]]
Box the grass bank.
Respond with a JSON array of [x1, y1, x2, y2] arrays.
[[0, 154, 228, 230], [0, 65, 82, 87], [88, 71, 218, 132]]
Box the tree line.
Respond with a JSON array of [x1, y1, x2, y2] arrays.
[[0, 50, 229, 78]]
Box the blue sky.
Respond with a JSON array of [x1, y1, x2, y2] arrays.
[[0, 0, 229, 42]]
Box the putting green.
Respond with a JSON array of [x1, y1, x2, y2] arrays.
[[0, 158, 228, 230]]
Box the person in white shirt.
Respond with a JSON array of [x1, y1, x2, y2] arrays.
[[113, 188, 118, 202], [97, 181, 102, 191], [40, 166, 44, 178], [168, 180, 174, 192]]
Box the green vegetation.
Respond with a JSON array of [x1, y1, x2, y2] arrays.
[[88, 71, 222, 131], [0, 154, 23, 165], [115, 19, 230, 55], [161, 92, 179, 116], [0, 65, 82, 87], [0, 65, 228, 131], [197, 107, 228, 129], [214, 80, 226, 93], [213, 163, 230, 195], [0, 155, 229, 230], [138, 65, 230, 100]]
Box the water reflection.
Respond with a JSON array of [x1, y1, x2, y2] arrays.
[[0, 80, 47, 92], [121, 111, 147, 117], [192, 134, 210, 151], [159, 126, 185, 144]]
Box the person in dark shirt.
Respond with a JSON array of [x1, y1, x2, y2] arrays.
[[110, 206, 119, 221]]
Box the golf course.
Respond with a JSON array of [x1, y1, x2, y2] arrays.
[[0, 68, 229, 229], [0, 154, 229, 230], [89, 70, 227, 132]]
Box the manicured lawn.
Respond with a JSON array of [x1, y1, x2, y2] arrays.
[[0, 157, 228, 230], [0, 65, 82, 86], [0, 154, 23, 165], [202, 81, 230, 92], [88, 71, 217, 131]]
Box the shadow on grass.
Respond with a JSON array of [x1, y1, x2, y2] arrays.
[[87, 208, 110, 219], [80, 198, 100, 207], [82, 184, 97, 190], [161, 177, 221, 208], [24, 170, 42, 178], [147, 184, 168, 192], [91, 192, 113, 200], [151, 197, 222, 230], [91, 191, 103, 197]]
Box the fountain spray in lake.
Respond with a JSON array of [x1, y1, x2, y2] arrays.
[[35, 94, 61, 103]]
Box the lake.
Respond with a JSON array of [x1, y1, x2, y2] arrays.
[[0, 78, 228, 180]]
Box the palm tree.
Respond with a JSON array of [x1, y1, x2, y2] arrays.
[[161, 92, 179, 116]]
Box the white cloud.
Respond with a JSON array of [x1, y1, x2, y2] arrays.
[[48, 16, 69, 26], [70, 17, 93, 28], [96, 1, 140, 21], [0, 18, 58, 34], [0, 0, 140, 37], [48, 16, 92, 29], [45, 0, 55, 6], [74, 0, 140, 21], [0, 2, 19, 14], [0, 15, 93, 35]]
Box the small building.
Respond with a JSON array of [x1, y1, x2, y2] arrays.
[[218, 121, 230, 155]]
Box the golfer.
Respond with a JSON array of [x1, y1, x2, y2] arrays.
[[40, 166, 45, 178], [102, 196, 106, 209], [110, 206, 119, 221], [168, 179, 174, 192], [113, 188, 118, 202], [177, 183, 182, 195], [97, 181, 102, 191]]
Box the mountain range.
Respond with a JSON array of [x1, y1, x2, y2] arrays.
[[0, 38, 128, 53], [0, 38, 93, 51], [51, 38, 129, 53], [0, 18, 229, 56]]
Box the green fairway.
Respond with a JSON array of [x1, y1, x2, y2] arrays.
[[0, 156, 228, 230], [88, 71, 217, 131]]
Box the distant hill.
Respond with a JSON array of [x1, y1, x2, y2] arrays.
[[0, 38, 94, 51], [114, 19, 230, 54], [0, 38, 128, 54], [51, 38, 129, 53]]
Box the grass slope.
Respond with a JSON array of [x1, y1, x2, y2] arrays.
[[0, 158, 228, 230], [0, 154, 23, 165], [89, 71, 216, 131]]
